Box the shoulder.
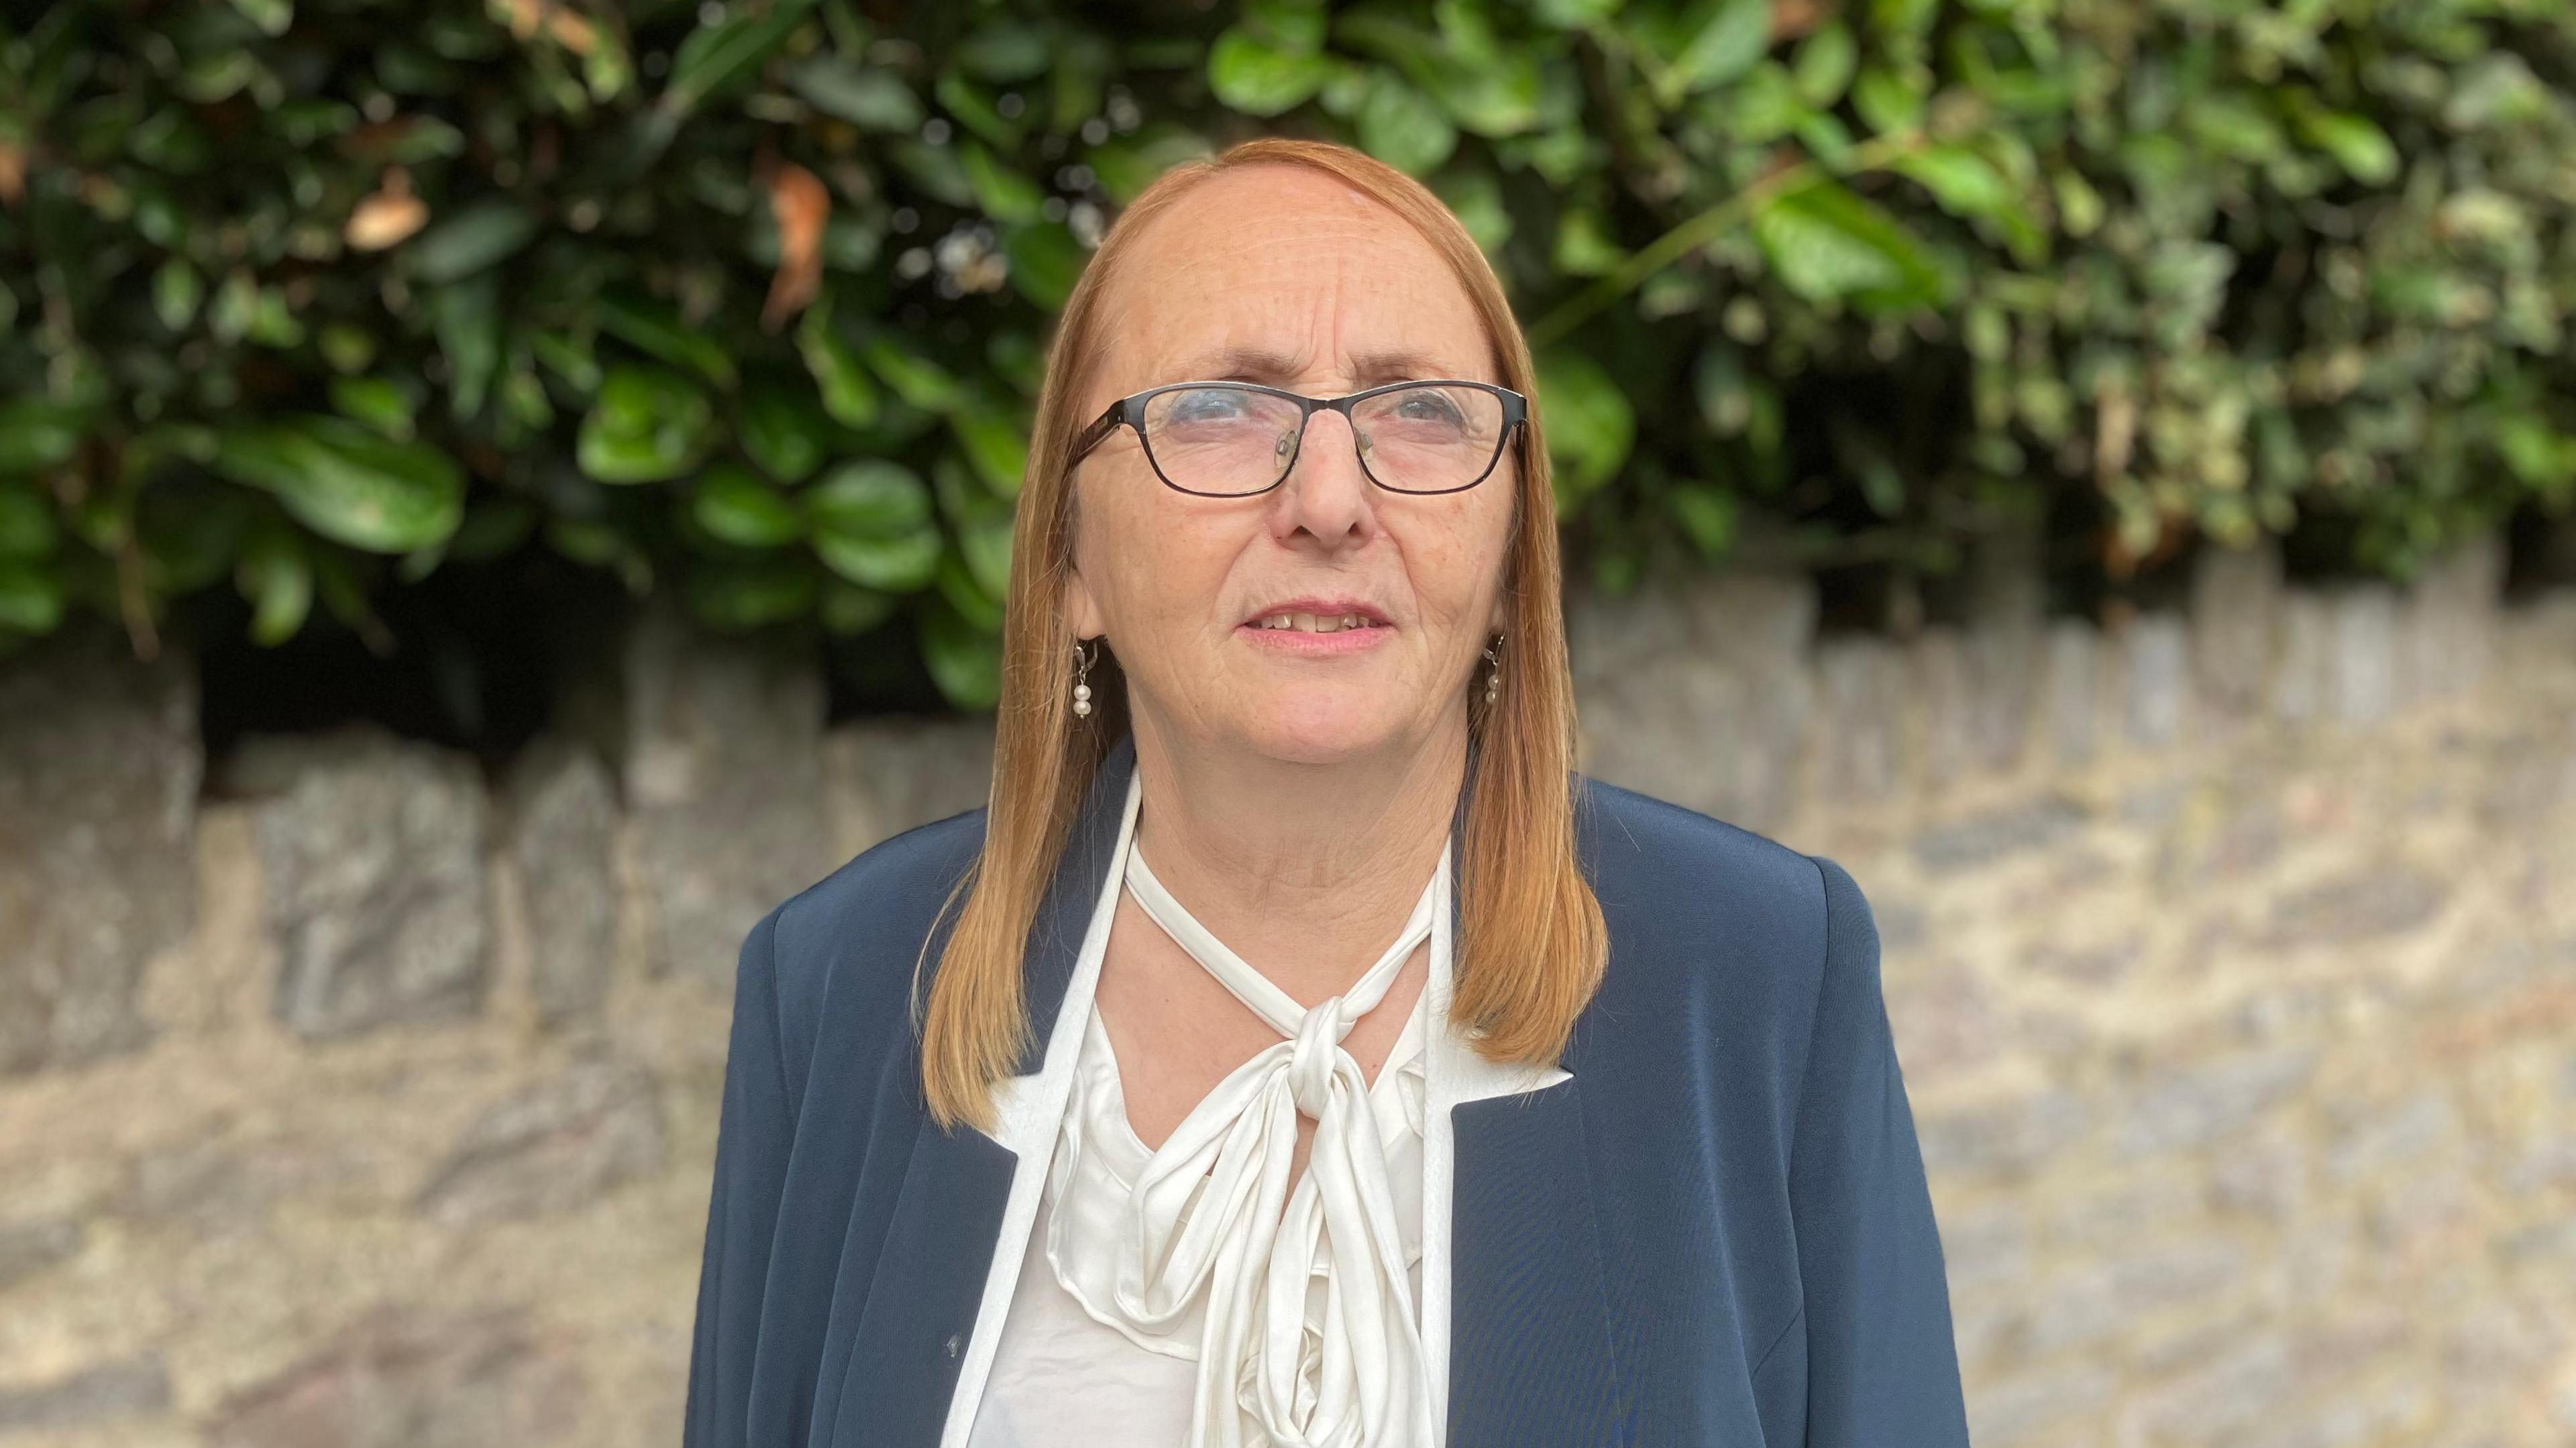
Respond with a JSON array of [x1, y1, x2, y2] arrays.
[[1573, 772, 1845, 947], [751, 803, 993, 1067], [1570, 773, 1875, 1069]]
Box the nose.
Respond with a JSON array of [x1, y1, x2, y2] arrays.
[[1267, 406, 1378, 550]]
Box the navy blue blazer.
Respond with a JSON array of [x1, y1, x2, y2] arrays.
[[683, 730, 1971, 1447]]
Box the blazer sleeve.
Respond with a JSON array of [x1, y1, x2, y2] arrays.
[[683, 905, 796, 1448], [1788, 854, 1972, 1445]]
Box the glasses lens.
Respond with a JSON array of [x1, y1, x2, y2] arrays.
[[1352, 384, 1507, 493], [1140, 386, 1308, 495]]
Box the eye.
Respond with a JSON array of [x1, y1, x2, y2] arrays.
[[1165, 387, 1255, 424], [1391, 389, 1467, 425]]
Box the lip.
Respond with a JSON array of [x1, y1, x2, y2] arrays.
[[1239, 596, 1391, 628], [1236, 596, 1395, 655]]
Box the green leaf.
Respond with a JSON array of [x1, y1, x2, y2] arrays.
[[212, 416, 466, 553], [1851, 63, 1927, 134], [330, 376, 417, 439], [434, 274, 502, 420], [798, 303, 881, 427], [229, 0, 292, 38], [1751, 181, 1945, 309], [788, 56, 923, 130], [1657, 0, 1772, 107], [957, 22, 1055, 81], [1552, 208, 1625, 278], [2294, 109, 2399, 185], [1358, 72, 1457, 175], [738, 386, 831, 483], [0, 484, 58, 560], [694, 460, 806, 547], [447, 498, 538, 561], [153, 257, 203, 331], [1003, 221, 1085, 311], [1670, 484, 1738, 558], [961, 141, 1045, 224], [1790, 22, 1857, 107], [663, 0, 820, 115], [950, 402, 1030, 496], [577, 366, 719, 483], [806, 459, 943, 590], [0, 562, 66, 636], [934, 548, 1003, 632], [1208, 27, 1334, 115], [0, 398, 87, 475], [862, 336, 965, 412], [599, 291, 739, 389], [687, 557, 818, 630], [1536, 348, 1634, 503], [918, 596, 1002, 709], [820, 578, 898, 634], [235, 520, 313, 646], [407, 201, 540, 285]]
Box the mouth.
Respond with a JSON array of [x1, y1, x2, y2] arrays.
[[1244, 610, 1391, 634], [1238, 598, 1393, 634], [1235, 599, 1395, 655]]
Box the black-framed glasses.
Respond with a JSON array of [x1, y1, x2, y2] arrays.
[[1069, 379, 1528, 497]]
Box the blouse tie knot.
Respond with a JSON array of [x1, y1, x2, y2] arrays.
[[1287, 1001, 1350, 1118], [1038, 835, 1442, 1448]]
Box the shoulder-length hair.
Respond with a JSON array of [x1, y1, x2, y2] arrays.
[[914, 136, 1608, 1135]]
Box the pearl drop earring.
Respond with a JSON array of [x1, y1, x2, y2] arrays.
[[1483, 634, 1503, 706], [1071, 636, 1097, 720]]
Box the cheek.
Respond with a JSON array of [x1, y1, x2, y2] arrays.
[[1083, 465, 1236, 629]]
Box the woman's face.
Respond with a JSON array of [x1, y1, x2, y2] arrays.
[[1065, 165, 1517, 767]]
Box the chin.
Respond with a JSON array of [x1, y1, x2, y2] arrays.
[[1234, 709, 1402, 765]]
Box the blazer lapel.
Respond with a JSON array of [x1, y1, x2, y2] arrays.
[[826, 733, 1140, 1448], [1432, 758, 1626, 1448]]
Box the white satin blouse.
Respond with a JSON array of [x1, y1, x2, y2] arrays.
[[941, 763, 1570, 1448]]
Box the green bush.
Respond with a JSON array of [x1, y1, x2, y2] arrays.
[[5, 0, 2573, 706]]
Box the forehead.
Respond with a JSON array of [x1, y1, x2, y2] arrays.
[[1093, 165, 1496, 392]]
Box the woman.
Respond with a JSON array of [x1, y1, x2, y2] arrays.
[[683, 138, 1969, 1448]]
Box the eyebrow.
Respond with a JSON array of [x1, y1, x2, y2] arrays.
[[1167, 344, 1467, 389]]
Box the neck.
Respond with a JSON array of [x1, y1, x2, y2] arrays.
[[1122, 712, 1467, 1006]]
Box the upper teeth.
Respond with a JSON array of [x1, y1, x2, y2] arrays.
[[1257, 612, 1376, 632]]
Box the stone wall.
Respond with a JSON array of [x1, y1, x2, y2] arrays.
[[0, 535, 2568, 1446]]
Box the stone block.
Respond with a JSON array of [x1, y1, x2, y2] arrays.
[[2040, 618, 2102, 765], [502, 736, 619, 1027], [208, 1302, 584, 1448], [2120, 610, 2192, 748], [1964, 1359, 2115, 1447], [824, 715, 998, 863], [625, 602, 831, 989], [235, 726, 491, 1039], [118, 1136, 354, 1239], [413, 1056, 666, 1227], [2327, 583, 2400, 725], [1915, 1087, 2088, 1179], [2269, 590, 2332, 722], [1568, 569, 1817, 830], [0, 1215, 78, 1292], [2255, 861, 2449, 949], [0, 620, 198, 1074], [1957, 616, 2039, 773], [1909, 793, 2089, 874], [1811, 632, 1905, 804], [2189, 537, 2284, 717], [0, 1351, 170, 1433], [2116, 1044, 2320, 1155]]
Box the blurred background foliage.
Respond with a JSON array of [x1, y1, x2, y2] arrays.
[[4, 0, 2576, 721]]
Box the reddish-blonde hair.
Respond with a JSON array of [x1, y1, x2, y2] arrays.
[[915, 137, 1607, 1134]]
